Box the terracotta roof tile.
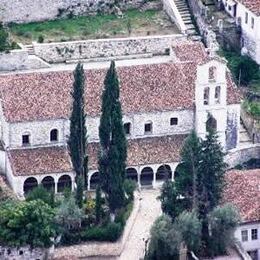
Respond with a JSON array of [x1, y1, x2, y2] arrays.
[[223, 169, 260, 223], [8, 146, 73, 176], [88, 134, 187, 170], [0, 42, 240, 123]]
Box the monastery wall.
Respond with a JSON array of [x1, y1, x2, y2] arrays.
[[0, 0, 144, 24], [32, 34, 184, 63], [8, 110, 194, 148], [0, 246, 51, 260]]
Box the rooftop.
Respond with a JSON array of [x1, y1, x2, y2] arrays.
[[223, 169, 260, 223], [8, 134, 187, 176], [0, 41, 241, 123]]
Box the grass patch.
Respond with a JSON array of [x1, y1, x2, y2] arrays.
[[9, 9, 178, 44]]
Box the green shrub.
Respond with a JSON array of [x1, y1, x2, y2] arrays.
[[26, 185, 55, 207], [0, 22, 9, 52], [124, 179, 136, 201], [208, 204, 240, 256], [220, 50, 260, 85], [0, 200, 56, 248], [37, 35, 44, 43]]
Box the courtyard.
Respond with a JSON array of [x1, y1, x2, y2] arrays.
[[8, 9, 180, 44]]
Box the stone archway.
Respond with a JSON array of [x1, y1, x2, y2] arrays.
[[23, 177, 38, 194], [89, 172, 99, 190], [140, 167, 154, 187], [41, 176, 55, 191], [156, 164, 172, 182], [126, 168, 138, 183], [57, 175, 72, 193]]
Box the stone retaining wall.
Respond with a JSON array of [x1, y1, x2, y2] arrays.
[[32, 34, 185, 63], [54, 192, 141, 258], [225, 144, 260, 168], [0, 0, 144, 24], [241, 107, 260, 144]]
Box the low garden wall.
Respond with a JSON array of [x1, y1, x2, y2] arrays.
[[32, 34, 185, 63], [0, 246, 51, 260], [54, 192, 141, 258]]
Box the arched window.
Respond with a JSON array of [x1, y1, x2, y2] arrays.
[[215, 86, 221, 104], [50, 129, 58, 142], [206, 115, 217, 132], [89, 172, 99, 190], [140, 167, 154, 187], [209, 66, 217, 82], [23, 177, 38, 194], [204, 87, 210, 105], [126, 168, 138, 183]]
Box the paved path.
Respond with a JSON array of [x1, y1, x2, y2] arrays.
[[119, 189, 162, 260]]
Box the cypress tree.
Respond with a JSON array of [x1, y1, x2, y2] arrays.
[[197, 129, 227, 255], [68, 63, 88, 206], [98, 61, 127, 216], [95, 185, 102, 224]]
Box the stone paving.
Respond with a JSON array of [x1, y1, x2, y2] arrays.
[[119, 188, 162, 260]]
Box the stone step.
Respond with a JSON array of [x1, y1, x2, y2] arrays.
[[184, 20, 193, 24], [179, 10, 190, 15], [185, 24, 196, 29], [178, 7, 189, 11]]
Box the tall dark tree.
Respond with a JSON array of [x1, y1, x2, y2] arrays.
[[68, 63, 88, 206], [197, 130, 227, 254], [98, 61, 127, 216], [176, 130, 201, 210]]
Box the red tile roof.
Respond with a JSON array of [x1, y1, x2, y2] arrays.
[[0, 42, 240, 123], [223, 169, 260, 223], [88, 134, 187, 170], [8, 134, 187, 176], [237, 0, 260, 16], [8, 146, 73, 176]]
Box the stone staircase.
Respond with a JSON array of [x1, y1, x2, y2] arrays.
[[26, 44, 35, 55], [239, 119, 252, 146], [173, 0, 198, 35]]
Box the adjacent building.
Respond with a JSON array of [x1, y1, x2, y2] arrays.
[[224, 169, 260, 260], [0, 41, 241, 197], [222, 0, 260, 64]]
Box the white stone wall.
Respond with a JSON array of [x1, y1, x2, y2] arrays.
[[162, 0, 187, 33], [33, 35, 184, 63], [195, 60, 228, 147], [9, 119, 69, 148], [0, 246, 50, 260], [0, 0, 144, 24], [8, 109, 194, 148], [234, 222, 260, 260], [0, 50, 50, 72]]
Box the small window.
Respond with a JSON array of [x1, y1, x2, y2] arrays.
[[245, 12, 248, 24], [50, 129, 58, 142], [144, 122, 152, 134], [215, 86, 221, 104], [209, 66, 217, 82], [124, 123, 131, 135], [22, 134, 30, 145], [241, 230, 248, 242], [170, 117, 178, 125], [251, 17, 254, 29], [251, 229, 258, 240], [204, 87, 210, 105]]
